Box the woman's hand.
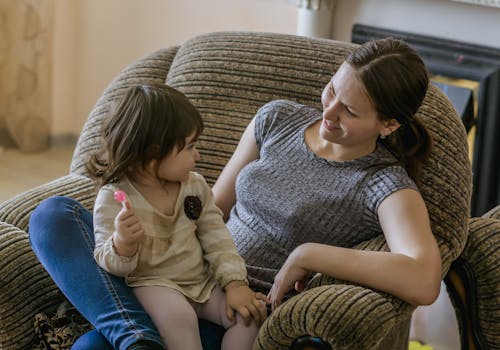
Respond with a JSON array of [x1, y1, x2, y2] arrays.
[[113, 201, 144, 256], [224, 281, 268, 326], [267, 247, 310, 310]]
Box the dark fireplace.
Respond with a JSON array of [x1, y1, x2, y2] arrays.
[[352, 24, 500, 217]]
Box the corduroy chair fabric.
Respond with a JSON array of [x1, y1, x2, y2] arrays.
[[445, 214, 500, 349], [0, 31, 497, 350]]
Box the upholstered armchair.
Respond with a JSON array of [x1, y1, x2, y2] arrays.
[[0, 31, 498, 350]]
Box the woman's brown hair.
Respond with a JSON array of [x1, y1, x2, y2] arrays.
[[346, 37, 433, 186], [86, 84, 203, 188]]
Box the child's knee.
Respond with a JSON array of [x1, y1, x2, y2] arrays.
[[233, 313, 259, 332]]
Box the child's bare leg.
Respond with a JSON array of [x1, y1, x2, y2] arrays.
[[134, 286, 202, 350], [194, 285, 259, 350]]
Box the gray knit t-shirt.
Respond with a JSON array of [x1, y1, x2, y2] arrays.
[[227, 100, 418, 292]]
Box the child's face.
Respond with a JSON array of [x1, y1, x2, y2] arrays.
[[156, 132, 200, 182]]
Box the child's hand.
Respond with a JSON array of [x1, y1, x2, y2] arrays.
[[113, 201, 144, 256], [224, 281, 268, 326]]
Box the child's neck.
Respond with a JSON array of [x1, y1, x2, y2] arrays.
[[128, 170, 181, 216]]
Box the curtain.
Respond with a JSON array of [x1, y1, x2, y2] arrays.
[[471, 68, 500, 216], [0, 0, 53, 152]]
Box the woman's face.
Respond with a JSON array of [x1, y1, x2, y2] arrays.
[[320, 62, 395, 148]]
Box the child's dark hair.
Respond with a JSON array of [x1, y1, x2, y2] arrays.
[[86, 84, 203, 187]]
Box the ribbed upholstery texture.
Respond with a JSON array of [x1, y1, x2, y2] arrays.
[[0, 31, 492, 350], [484, 205, 500, 220], [0, 175, 96, 349], [447, 215, 500, 349], [165, 32, 353, 185]]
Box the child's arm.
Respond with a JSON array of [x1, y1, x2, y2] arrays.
[[112, 194, 144, 257], [224, 281, 268, 326], [93, 187, 143, 277], [193, 174, 248, 288], [192, 174, 267, 324]]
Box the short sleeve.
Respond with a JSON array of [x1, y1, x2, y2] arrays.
[[254, 101, 281, 149], [254, 99, 308, 150], [364, 166, 419, 215]]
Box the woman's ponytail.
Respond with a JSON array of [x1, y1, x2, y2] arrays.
[[382, 117, 433, 187]]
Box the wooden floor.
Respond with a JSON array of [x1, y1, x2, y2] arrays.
[[0, 143, 461, 349], [0, 143, 75, 203]]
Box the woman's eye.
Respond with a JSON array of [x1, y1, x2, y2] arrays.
[[329, 83, 335, 96], [345, 106, 356, 117]]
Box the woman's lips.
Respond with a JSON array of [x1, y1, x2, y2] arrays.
[[322, 119, 339, 132]]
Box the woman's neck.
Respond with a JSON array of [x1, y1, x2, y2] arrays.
[[305, 120, 377, 162]]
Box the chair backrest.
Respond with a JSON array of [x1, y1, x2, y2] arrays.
[[165, 32, 355, 183], [72, 31, 471, 275]]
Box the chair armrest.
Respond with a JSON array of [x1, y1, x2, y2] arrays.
[[0, 174, 96, 230], [255, 283, 412, 350], [483, 204, 500, 220], [444, 216, 500, 350], [255, 234, 414, 350], [0, 221, 64, 349], [0, 175, 96, 349]]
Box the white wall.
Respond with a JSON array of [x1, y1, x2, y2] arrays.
[[51, 0, 297, 136], [332, 0, 500, 47], [52, 0, 76, 136], [51, 0, 500, 137]]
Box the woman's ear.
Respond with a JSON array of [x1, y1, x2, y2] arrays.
[[380, 118, 401, 138]]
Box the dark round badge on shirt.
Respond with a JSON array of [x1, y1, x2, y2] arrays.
[[184, 196, 202, 220]]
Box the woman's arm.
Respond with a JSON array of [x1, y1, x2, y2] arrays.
[[268, 189, 442, 308], [212, 118, 259, 220]]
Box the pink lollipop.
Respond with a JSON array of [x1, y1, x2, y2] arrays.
[[114, 190, 128, 209]]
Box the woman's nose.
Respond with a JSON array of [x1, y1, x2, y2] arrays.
[[194, 149, 201, 162], [323, 100, 340, 121]]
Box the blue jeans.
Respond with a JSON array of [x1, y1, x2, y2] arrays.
[[29, 196, 224, 350]]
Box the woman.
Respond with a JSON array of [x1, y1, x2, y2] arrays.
[[213, 38, 441, 310], [29, 37, 441, 350]]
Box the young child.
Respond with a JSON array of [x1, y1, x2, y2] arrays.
[[87, 84, 266, 350]]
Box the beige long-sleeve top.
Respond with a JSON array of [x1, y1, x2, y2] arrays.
[[93, 172, 247, 302]]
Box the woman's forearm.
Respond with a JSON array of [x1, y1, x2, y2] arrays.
[[296, 242, 441, 305]]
